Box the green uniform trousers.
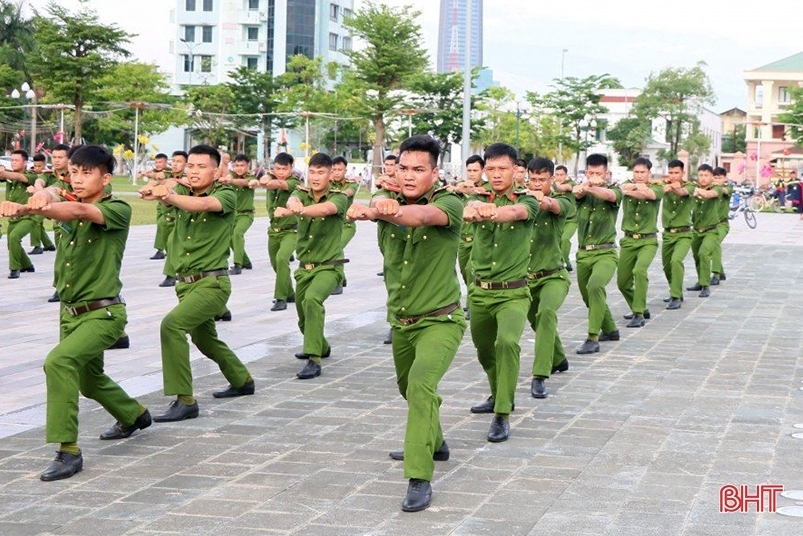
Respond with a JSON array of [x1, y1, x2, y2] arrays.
[[576, 249, 618, 337], [7, 217, 34, 270], [469, 286, 531, 414], [153, 208, 166, 251], [160, 275, 250, 396], [527, 271, 570, 377], [560, 219, 577, 268], [713, 221, 729, 276], [30, 216, 55, 249], [617, 238, 659, 315], [162, 218, 177, 278], [232, 212, 254, 267], [294, 265, 343, 356], [661, 232, 692, 299], [457, 238, 474, 286], [340, 222, 357, 252], [692, 231, 718, 287], [391, 311, 465, 481], [44, 303, 141, 443], [268, 228, 297, 300]]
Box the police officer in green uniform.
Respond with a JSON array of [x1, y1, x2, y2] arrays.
[[256, 152, 299, 311], [0, 146, 150, 481], [525, 157, 571, 399], [661, 159, 694, 310], [220, 154, 255, 275], [156, 151, 189, 288], [710, 166, 731, 285], [553, 165, 577, 271], [573, 154, 622, 354], [330, 155, 357, 295], [348, 135, 465, 513], [616, 157, 663, 328], [28, 154, 56, 254], [139, 144, 255, 422], [277, 153, 348, 379], [141, 153, 170, 260], [466, 143, 538, 443], [686, 164, 722, 298], [1, 149, 37, 278], [450, 155, 485, 315]]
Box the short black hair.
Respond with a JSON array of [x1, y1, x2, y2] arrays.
[[515, 158, 528, 168], [274, 152, 294, 166], [483, 143, 518, 164], [384, 154, 398, 163], [713, 166, 727, 177], [586, 153, 608, 168], [172, 150, 188, 160], [633, 157, 652, 170], [154, 153, 168, 160], [399, 135, 440, 168], [68, 145, 84, 159], [668, 159, 684, 170], [308, 152, 333, 168], [188, 144, 221, 168], [527, 157, 554, 175], [556, 165, 568, 173], [233, 153, 250, 164], [12, 149, 28, 161], [52, 144, 70, 154], [332, 156, 348, 166], [70, 145, 115, 175], [697, 163, 714, 173], [32, 153, 47, 163], [466, 155, 484, 167]]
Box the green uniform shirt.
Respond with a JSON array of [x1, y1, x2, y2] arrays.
[[553, 180, 577, 221], [171, 182, 236, 274], [470, 186, 539, 282], [3, 171, 36, 204], [528, 194, 570, 273], [378, 187, 463, 317], [55, 195, 130, 304], [620, 182, 664, 234], [661, 183, 696, 229], [230, 172, 256, 213], [160, 170, 185, 221], [267, 177, 300, 229], [293, 187, 348, 263], [576, 185, 622, 246], [717, 184, 732, 222], [692, 186, 723, 231], [332, 179, 357, 227]]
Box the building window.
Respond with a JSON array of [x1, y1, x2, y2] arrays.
[[182, 54, 194, 72], [246, 56, 259, 69], [343, 8, 352, 19], [248, 0, 259, 8], [203, 0, 213, 11], [755, 85, 764, 108], [186, 0, 196, 11], [183, 26, 195, 42], [202, 26, 213, 43], [341, 36, 351, 51], [330, 3, 339, 22], [247, 26, 259, 41], [779, 86, 791, 104], [329, 32, 338, 51], [772, 124, 785, 139], [200, 55, 212, 72]]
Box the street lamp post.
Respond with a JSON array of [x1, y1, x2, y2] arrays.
[[130, 102, 146, 185], [11, 82, 37, 154], [401, 108, 418, 138]]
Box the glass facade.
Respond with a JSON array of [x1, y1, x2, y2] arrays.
[[286, 0, 315, 59]]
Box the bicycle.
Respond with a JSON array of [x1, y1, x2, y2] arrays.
[[749, 188, 782, 213], [729, 186, 757, 228]]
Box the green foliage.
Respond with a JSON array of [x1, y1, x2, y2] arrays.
[[183, 84, 236, 147], [605, 116, 651, 168], [721, 123, 747, 153], [225, 65, 281, 159], [0, 0, 34, 79], [778, 86, 803, 146]]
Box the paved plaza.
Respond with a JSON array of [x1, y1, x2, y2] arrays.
[[1, 211, 803, 535]]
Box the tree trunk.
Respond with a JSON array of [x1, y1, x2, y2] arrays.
[[372, 115, 385, 186]]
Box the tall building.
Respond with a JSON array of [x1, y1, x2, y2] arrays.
[[437, 0, 482, 74], [171, 0, 353, 90]]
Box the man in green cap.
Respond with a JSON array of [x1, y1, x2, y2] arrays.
[[1, 149, 37, 279], [349, 135, 465, 513], [1, 145, 150, 481], [449, 154, 485, 316], [220, 153, 256, 276], [710, 166, 731, 285], [686, 164, 722, 298], [329, 155, 358, 295], [466, 143, 538, 443], [617, 157, 663, 328], [553, 165, 577, 271], [27, 153, 56, 254], [139, 144, 255, 422], [661, 159, 695, 310]]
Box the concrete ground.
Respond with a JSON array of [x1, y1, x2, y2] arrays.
[[1, 211, 803, 535]]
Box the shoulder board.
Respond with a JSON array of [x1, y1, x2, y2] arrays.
[[329, 187, 343, 194], [296, 185, 311, 193], [433, 185, 451, 195], [512, 188, 530, 197]]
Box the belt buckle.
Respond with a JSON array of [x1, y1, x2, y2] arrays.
[[480, 281, 492, 290], [586, 244, 596, 251], [66, 306, 77, 316], [632, 233, 641, 239], [303, 263, 315, 270]]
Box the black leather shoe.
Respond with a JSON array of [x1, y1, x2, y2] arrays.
[[663, 296, 683, 302], [29, 246, 44, 255], [159, 276, 176, 287], [376, 271, 384, 277], [214, 311, 232, 321], [566, 264, 573, 272], [100, 409, 152, 440], [107, 335, 130, 350], [470, 396, 514, 414], [212, 379, 255, 398], [401, 479, 432, 512], [40, 451, 83, 481], [384, 328, 393, 344], [699, 287, 710, 298], [295, 346, 331, 359], [720, 273, 727, 281], [287, 295, 295, 303], [296, 360, 321, 379], [8, 270, 19, 279], [153, 400, 199, 422], [487, 415, 510, 443], [576, 339, 600, 354], [626, 314, 645, 328], [710, 276, 720, 286], [599, 330, 620, 341], [686, 283, 703, 291], [289, 254, 295, 262], [271, 299, 287, 311], [331, 285, 343, 295], [242, 262, 253, 270], [531, 377, 547, 398], [551, 359, 569, 374], [21, 265, 34, 273], [229, 265, 242, 275], [44, 245, 56, 252], [47, 291, 60, 303], [390, 440, 450, 461], [623, 309, 650, 320], [150, 250, 165, 260], [666, 298, 682, 310]]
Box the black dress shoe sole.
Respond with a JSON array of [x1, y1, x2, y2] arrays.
[[551, 360, 569, 374], [295, 347, 331, 359], [212, 381, 255, 398], [152, 403, 199, 422], [100, 411, 152, 440], [389, 447, 450, 462]]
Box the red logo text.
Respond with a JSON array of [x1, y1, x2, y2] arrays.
[[719, 484, 783, 513]]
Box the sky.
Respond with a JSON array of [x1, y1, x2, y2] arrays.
[[25, 0, 803, 112]]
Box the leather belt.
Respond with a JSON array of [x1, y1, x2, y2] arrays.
[[65, 297, 123, 316], [299, 259, 350, 270], [396, 302, 460, 326], [624, 232, 657, 240], [271, 225, 297, 232], [665, 226, 692, 234], [695, 224, 718, 233], [474, 278, 528, 290], [578, 243, 616, 251], [177, 269, 229, 284], [528, 267, 564, 280]]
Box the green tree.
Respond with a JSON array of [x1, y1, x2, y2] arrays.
[[631, 62, 715, 161], [183, 84, 236, 147], [0, 0, 34, 80], [778, 86, 803, 146], [721, 123, 746, 153], [475, 86, 522, 149], [226, 65, 281, 160], [30, 0, 132, 142], [342, 1, 428, 176], [605, 116, 651, 168]]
